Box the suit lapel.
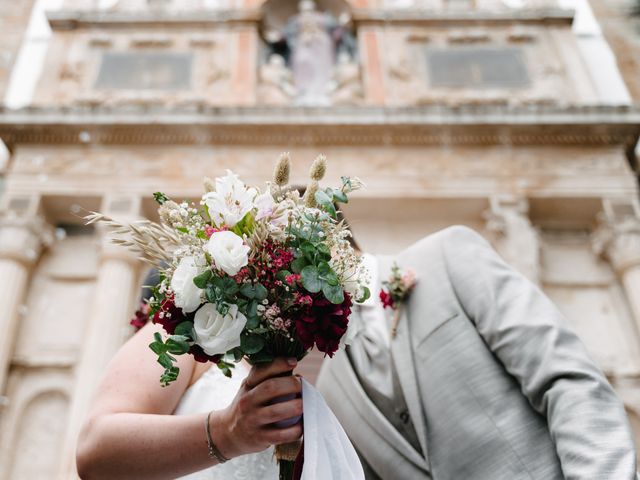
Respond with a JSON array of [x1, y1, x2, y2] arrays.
[[379, 254, 430, 464]]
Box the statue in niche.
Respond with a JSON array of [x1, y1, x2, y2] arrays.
[[258, 54, 296, 105], [265, 0, 356, 105]]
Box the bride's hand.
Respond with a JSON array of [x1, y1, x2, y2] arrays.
[[212, 357, 303, 459]]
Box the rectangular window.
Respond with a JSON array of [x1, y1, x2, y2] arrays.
[[427, 48, 530, 89], [95, 52, 193, 90]]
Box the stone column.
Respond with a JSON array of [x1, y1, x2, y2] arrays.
[[593, 198, 640, 330], [60, 196, 142, 479], [0, 196, 53, 394], [484, 195, 541, 284]]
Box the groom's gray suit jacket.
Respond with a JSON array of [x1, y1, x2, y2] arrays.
[[317, 226, 638, 480]]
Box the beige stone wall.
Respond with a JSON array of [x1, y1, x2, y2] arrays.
[[1, 0, 640, 478], [0, 1, 36, 101], [590, 0, 640, 102]]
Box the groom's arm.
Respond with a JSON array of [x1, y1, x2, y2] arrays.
[[440, 226, 637, 480]]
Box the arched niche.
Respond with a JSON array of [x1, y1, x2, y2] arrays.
[[260, 0, 354, 32], [7, 391, 69, 479], [258, 0, 362, 106]]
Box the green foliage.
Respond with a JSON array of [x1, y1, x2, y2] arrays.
[[241, 332, 266, 354], [153, 192, 169, 205], [150, 332, 185, 387], [193, 270, 212, 289], [231, 212, 255, 237], [217, 359, 235, 378]]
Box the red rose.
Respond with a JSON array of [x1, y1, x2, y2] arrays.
[[296, 293, 353, 357], [189, 344, 222, 364], [379, 290, 395, 309], [130, 303, 150, 330], [152, 297, 187, 334]]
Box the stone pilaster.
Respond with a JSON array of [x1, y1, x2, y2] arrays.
[[0, 196, 53, 394], [484, 195, 541, 283], [593, 198, 640, 332], [60, 196, 143, 479]]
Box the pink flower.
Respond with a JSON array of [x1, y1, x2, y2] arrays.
[[285, 273, 301, 286], [205, 225, 216, 238], [401, 269, 417, 288]]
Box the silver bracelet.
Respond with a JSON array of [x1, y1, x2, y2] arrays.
[[205, 410, 230, 464]]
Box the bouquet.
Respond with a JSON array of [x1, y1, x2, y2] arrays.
[[85, 153, 369, 478]]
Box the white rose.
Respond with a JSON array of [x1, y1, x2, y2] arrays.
[[207, 230, 250, 276], [170, 256, 204, 313], [194, 303, 247, 356], [202, 170, 257, 228]]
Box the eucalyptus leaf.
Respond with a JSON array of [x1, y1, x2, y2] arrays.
[[158, 352, 176, 369], [245, 315, 259, 330], [174, 321, 195, 340], [301, 243, 316, 261], [254, 283, 268, 301], [314, 189, 332, 207], [357, 286, 371, 303], [240, 283, 256, 299], [193, 270, 212, 289], [166, 335, 190, 355], [291, 257, 307, 274], [322, 283, 345, 304], [301, 265, 322, 293], [332, 189, 348, 203], [240, 333, 265, 355]]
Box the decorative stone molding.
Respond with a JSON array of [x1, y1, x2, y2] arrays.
[[484, 195, 541, 283], [592, 199, 640, 275], [0, 105, 638, 148], [0, 197, 54, 267]]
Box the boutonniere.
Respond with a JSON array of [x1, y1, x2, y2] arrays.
[[380, 263, 417, 338]]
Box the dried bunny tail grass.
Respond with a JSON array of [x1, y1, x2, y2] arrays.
[[246, 221, 270, 258], [304, 181, 319, 208], [273, 152, 291, 187], [309, 154, 326, 182], [83, 212, 177, 267]]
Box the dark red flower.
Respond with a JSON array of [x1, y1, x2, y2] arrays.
[[379, 290, 395, 309], [130, 303, 150, 330], [295, 293, 353, 357], [189, 344, 222, 364], [152, 297, 187, 335]]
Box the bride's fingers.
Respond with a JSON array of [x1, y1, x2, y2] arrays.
[[257, 398, 303, 425], [244, 358, 297, 389], [250, 376, 302, 405], [263, 423, 303, 445]]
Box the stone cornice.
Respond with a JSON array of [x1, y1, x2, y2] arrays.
[[46, 9, 262, 30], [0, 105, 638, 148], [353, 8, 574, 27], [46, 7, 573, 30]]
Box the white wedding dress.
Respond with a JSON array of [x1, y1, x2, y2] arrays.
[[173, 363, 279, 479]]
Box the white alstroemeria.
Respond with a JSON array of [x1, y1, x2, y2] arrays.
[[203, 170, 257, 228], [255, 191, 276, 221], [207, 230, 250, 276], [170, 255, 205, 313], [194, 303, 247, 356]]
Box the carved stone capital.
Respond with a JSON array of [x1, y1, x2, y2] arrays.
[[0, 197, 54, 267], [592, 198, 640, 275], [593, 217, 640, 274]]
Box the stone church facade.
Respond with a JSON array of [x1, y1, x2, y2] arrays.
[[0, 0, 640, 478]]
